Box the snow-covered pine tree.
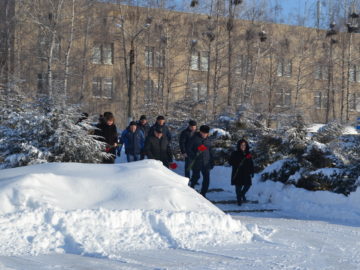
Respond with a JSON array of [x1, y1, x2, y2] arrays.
[[0, 93, 108, 169]]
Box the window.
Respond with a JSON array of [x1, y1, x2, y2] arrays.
[[190, 51, 209, 71], [92, 43, 113, 65], [144, 79, 155, 102], [92, 77, 102, 97], [102, 44, 113, 65], [314, 92, 327, 109], [275, 89, 291, 108], [191, 51, 199, 70], [277, 59, 292, 77], [53, 38, 61, 60], [349, 65, 360, 83], [103, 78, 113, 99], [200, 51, 209, 71], [145, 47, 165, 68], [37, 73, 47, 92], [92, 77, 113, 98], [314, 65, 328, 80], [92, 44, 101, 64], [350, 93, 360, 112], [145, 47, 154, 67], [155, 50, 165, 68], [235, 55, 253, 75], [191, 82, 207, 101]]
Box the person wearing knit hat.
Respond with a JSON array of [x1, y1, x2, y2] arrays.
[[179, 120, 197, 178], [144, 124, 173, 168], [148, 115, 172, 142], [119, 120, 145, 162], [137, 115, 150, 160], [187, 124, 214, 198]]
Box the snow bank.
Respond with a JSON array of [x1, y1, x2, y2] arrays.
[[209, 165, 360, 225], [0, 160, 253, 257], [210, 128, 231, 138]]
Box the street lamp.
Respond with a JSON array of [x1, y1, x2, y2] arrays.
[[117, 16, 152, 123]]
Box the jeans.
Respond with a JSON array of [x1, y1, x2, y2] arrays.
[[190, 167, 210, 196], [184, 157, 191, 178], [235, 184, 251, 204], [126, 154, 141, 162]]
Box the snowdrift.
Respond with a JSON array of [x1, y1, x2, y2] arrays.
[[0, 160, 253, 257]]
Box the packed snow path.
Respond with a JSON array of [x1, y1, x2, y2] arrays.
[[0, 158, 359, 269], [1, 215, 359, 270]]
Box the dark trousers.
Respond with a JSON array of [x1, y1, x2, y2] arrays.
[[126, 154, 141, 162], [184, 157, 191, 178], [235, 184, 251, 203], [190, 167, 210, 196]]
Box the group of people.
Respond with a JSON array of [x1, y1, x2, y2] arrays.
[[94, 112, 254, 205]]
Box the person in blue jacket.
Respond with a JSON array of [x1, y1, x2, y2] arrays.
[[120, 121, 145, 162]]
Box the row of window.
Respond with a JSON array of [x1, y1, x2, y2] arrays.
[[37, 72, 360, 111], [89, 43, 360, 84]]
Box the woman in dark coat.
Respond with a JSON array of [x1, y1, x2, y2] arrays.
[[228, 139, 254, 205], [94, 112, 118, 164]]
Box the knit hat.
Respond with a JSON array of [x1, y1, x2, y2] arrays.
[[188, 120, 197, 126], [199, 125, 210, 133], [139, 115, 147, 120], [129, 121, 137, 126], [156, 115, 165, 121]]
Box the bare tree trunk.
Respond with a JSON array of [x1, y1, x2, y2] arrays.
[[325, 40, 334, 123], [80, 16, 90, 102], [226, 4, 233, 108], [63, 0, 76, 101], [346, 33, 353, 122], [267, 51, 275, 128], [47, 0, 64, 99], [340, 38, 346, 123]]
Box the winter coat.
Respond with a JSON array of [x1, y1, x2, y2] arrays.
[[179, 127, 195, 155], [94, 122, 118, 146], [228, 150, 254, 186], [148, 123, 172, 142], [137, 122, 151, 138], [187, 132, 214, 171], [144, 135, 173, 167], [120, 128, 145, 155]]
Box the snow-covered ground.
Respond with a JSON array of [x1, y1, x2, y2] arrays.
[[0, 157, 359, 269]]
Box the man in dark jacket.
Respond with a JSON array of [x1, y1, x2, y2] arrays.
[[187, 125, 214, 197], [120, 121, 145, 162], [148, 115, 172, 142], [179, 120, 197, 178], [144, 126, 173, 167], [229, 139, 254, 205], [137, 115, 150, 160], [94, 112, 118, 164]]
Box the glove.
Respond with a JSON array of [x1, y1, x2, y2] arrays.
[[116, 150, 121, 157]]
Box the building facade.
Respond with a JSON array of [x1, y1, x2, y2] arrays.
[[1, 0, 360, 128]]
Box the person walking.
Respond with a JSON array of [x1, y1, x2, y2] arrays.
[[120, 121, 145, 162], [144, 126, 173, 167], [137, 115, 150, 160], [148, 115, 172, 142], [187, 125, 214, 198], [94, 112, 118, 164], [228, 139, 254, 205], [179, 120, 197, 178]]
